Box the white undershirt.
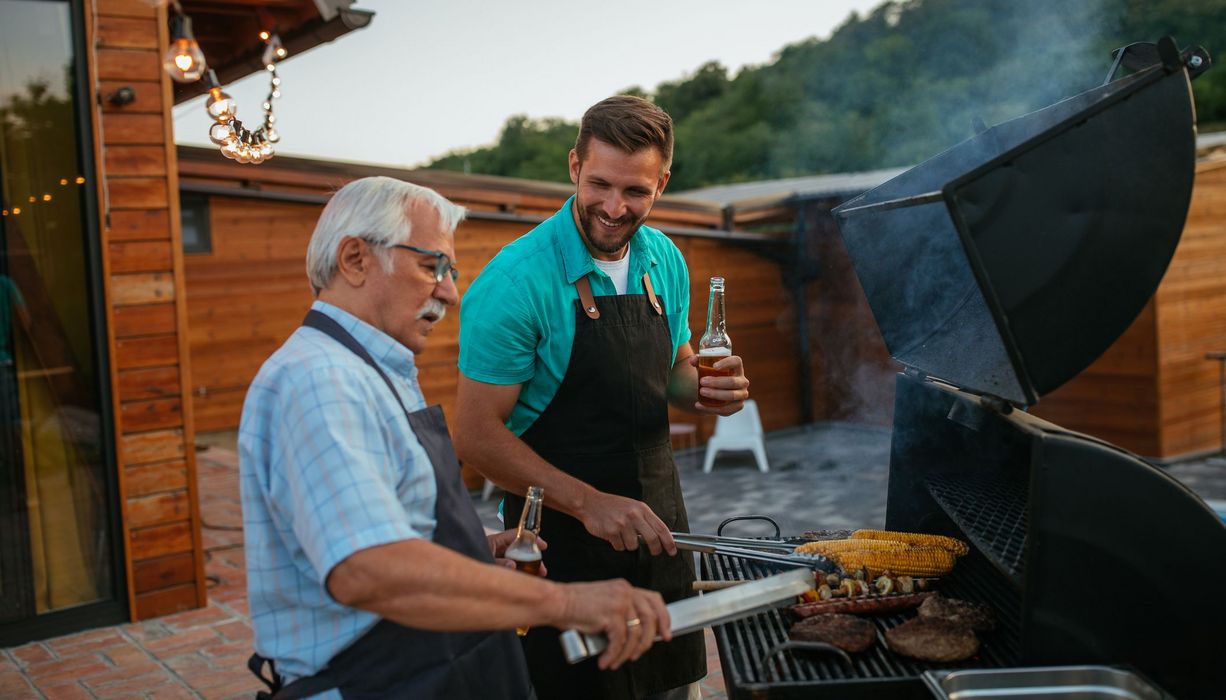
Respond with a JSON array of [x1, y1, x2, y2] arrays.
[[592, 250, 631, 295]]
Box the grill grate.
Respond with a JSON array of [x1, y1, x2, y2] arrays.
[[704, 546, 1021, 699], [926, 473, 1029, 584]]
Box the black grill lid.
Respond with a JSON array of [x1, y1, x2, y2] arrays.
[[833, 37, 1211, 406]]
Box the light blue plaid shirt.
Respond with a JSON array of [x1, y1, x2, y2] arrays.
[[239, 300, 438, 693]]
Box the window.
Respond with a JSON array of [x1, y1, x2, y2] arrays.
[[180, 192, 212, 254]]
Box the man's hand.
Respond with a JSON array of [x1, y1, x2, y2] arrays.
[[579, 491, 676, 555], [553, 579, 671, 670], [689, 353, 750, 416], [487, 529, 548, 576]]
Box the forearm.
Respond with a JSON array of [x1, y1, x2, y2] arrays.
[[330, 539, 566, 631], [455, 413, 597, 521], [667, 356, 700, 411]]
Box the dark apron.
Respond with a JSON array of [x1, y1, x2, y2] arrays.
[[248, 309, 533, 700], [504, 275, 707, 700]]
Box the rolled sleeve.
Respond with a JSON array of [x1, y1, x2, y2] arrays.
[[459, 267, 540, 385], [268, 367, 425, 581]]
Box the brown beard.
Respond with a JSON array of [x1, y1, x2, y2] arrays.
[[575, 203, 645, 255]]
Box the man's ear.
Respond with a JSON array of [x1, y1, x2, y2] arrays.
[[568, 149, 581, 185], [655, 170, 671, 199], [335, 236, 370, 287]]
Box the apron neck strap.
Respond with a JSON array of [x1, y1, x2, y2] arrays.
[[302, 309, 411, 420], [575, 272, 662, 318]]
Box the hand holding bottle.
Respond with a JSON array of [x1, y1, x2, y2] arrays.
[[694, 276, 750, 413]]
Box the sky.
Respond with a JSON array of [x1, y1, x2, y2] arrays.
[[172, 0, 884, 169]]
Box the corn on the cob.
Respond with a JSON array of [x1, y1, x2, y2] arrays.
[[850, 529, 969, 556], [795, 538, 910, 555], [830, 546, 956, 578]]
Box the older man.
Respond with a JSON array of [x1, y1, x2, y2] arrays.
[[239, 176, 670, 700]]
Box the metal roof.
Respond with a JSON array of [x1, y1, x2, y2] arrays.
[[674, 132, 1226, 209], [671, 167, 907, 208]]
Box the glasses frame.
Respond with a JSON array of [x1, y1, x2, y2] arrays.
[[387, 243, 459, 284]]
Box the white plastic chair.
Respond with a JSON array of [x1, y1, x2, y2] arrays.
[[702, 399, 769, 474]]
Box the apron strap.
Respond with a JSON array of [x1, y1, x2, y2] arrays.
[[302, 309, 411, 418], [248, 652, 341, 700], [641, 272, 663, 316], [575, 276, 600, 319], [576, 273, 663, 318]]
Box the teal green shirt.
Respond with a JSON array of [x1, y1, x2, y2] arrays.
[[459, 197, 692, 436]]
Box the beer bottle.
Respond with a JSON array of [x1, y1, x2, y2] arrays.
[[698, 276, 732, 407], [506, 486, 544, 636]]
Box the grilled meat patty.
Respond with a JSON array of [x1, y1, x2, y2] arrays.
[[884, 618, 979, 662], [788, 613, 877, 653], [917, 595, 996, 631]]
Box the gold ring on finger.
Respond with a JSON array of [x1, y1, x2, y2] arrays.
[[626, 618, 641, 629]]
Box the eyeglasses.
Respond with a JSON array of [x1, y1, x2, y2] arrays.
[[388, 244, 459, 283]]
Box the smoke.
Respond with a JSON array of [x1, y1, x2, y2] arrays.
[[874, 0, 1116, 164]]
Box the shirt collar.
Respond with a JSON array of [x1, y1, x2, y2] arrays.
[[310, 300, 418, 378], [555, 195, 659, 285]]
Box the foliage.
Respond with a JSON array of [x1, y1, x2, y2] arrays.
[[423, 0, 1226, 190]]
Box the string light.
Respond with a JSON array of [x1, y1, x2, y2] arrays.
[[162, 3, 206, 83], [11, 208, 20, 215], [204, 31, 286, 164], [75, 176, 85, 184]]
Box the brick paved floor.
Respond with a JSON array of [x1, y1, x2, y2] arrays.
[[5, 424, 1223, 699]]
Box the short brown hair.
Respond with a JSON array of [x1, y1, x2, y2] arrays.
[[575, 95, 673, 171]]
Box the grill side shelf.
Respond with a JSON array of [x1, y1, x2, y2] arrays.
[[926, 473, 1028, 586]]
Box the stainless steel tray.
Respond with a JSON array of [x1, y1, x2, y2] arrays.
[[922, 666, 1172, 700]]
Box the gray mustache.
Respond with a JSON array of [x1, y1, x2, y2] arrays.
[[416, 298, 447, 321]]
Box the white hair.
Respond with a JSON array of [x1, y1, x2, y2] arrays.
[[306, 176, 466, 292]]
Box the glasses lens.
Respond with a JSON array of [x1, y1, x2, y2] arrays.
[[434, 256, 459, 283]]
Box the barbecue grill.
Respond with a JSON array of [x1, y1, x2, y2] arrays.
[[704, 37, 1223, 700]]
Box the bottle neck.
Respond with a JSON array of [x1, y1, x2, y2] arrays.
[[517, 493, 542, 536], [705, 288, 726, 336]]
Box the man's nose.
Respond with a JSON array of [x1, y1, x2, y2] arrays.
[[600, 193, 627, 220], [436, 273, 460, 306]]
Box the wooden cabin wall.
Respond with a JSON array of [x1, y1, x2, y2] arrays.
[[1154, 159, 1226, 457], [181, 192, 804, 454], [184, 197, 322, 431], [92, 0, 206, 620], [1030, 303, 1162, 456], [667, 237, 803, 442]]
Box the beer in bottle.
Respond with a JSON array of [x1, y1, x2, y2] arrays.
[[698, 276, 732, 407], [506, 486, 544, 635]]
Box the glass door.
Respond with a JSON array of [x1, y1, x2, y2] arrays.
[[0, 0, 125, 641]]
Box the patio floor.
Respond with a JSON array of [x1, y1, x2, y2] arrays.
[[3, 423, 1224, 699]]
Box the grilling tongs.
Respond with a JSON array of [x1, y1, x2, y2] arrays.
[[559, 568, 812, 664], [670, 532, 837, 573]]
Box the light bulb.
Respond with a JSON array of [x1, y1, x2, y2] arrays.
[[265, 128, 280, 143], [259, 141, 274, 158], [220, 139, 242, 160], [233, 145, 252, 164], [205, 88, 237, 123], [163, 15, 206, 83], [208, 122, 235, 145], [248, 147, 265, 164]]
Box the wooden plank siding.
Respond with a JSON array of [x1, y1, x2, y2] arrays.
[[1154, 160, 1226, 457], [175, 157, 810, 480], [90, 1, 206, 621]]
